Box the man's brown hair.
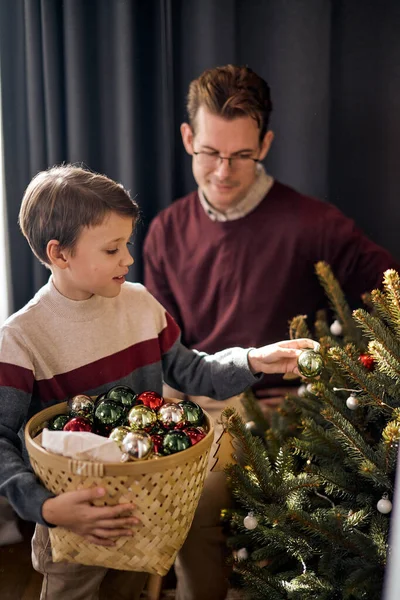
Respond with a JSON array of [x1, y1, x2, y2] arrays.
[[186, 64, 273, 142], [19, 164, 139, 266]]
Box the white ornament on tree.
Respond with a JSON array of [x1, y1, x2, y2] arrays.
[[306, 383, 314, 394], [298, 384, 307, 397], [236, 548, 249, 561], [346, 395, 359, 410], [330, 319, 343, 336], [243, 512, 258, 530], [377, 494, 392, 514]]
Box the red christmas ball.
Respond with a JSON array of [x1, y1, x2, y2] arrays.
[[359, 353, 375, 371], [63, 416, 93, 432], [151, 433, 165, 455], [137, 390, 164, 410], [184, 427, 206, 445]]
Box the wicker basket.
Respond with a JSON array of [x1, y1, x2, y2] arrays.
[[25, 400, 214, 575]]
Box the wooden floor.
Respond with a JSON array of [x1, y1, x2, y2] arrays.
[[0, 520, 174, 600], [0, 521, 243, 599], [0, 521, 43, 600]]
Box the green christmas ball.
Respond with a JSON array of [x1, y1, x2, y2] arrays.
[[162, 430, 191, 455], [178, 400, 205, 428], [127, 404, 157, 432], [297, 349, 323, 378], [106, 385, 138, 409], [48, 414, 70, 431], [94, 399, 126, 436]]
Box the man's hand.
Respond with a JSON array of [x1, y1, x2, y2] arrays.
[[42, 487, 140, 546], [248, 338, 320, 376]]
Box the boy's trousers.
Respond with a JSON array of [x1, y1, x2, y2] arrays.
[[32, 524, 148, 600]]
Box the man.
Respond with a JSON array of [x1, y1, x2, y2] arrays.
[[143, 64, 399, 600]]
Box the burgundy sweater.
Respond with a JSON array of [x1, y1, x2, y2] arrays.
[[144, 181, 399, 385]]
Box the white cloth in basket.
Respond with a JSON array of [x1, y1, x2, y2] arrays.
[[41, 429, 123, 462]]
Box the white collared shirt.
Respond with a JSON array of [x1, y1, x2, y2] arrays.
[[198, 164, 274, 222]]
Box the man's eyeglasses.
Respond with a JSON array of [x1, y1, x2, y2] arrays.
[[193, 151, 259, 170]]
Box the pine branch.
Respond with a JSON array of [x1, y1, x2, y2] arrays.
[[382, 269, 400, 339], [289, 315, 312, 340], [329, 345, 390, 410], [353, 308, 400, 368], [315, 261, 362, 344], [368, 339, 400, 381], [321, 406, 393, 490]]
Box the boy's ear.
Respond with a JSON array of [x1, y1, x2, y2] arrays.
[[46, 240, 69, 269]]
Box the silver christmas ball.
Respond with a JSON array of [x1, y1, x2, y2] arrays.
[[330, 319, 343, 336], [243, 512, 258, 530], [346, 395, 359, 410], [67, 394, 94, 418], [236, 548, 249, 561], [121, 431, 153, 461], [377, 497, 392, 514], [157, 402, 185, 429]]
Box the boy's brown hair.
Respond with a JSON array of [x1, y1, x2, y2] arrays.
[[186, 64, 273, 142], [19, 164, 139, 267]]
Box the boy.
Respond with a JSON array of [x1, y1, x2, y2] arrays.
[[0, 164, 317, 599]]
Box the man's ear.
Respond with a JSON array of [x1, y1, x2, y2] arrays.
[[259, 130, 275, 161], [46, 240, 69, 269], [180, 122, 194, 155]]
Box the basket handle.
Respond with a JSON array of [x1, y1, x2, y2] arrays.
[[68, 459, 105, 477]]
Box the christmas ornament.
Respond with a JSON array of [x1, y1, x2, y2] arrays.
[[297, 349, 323, 378], [297, 384, 307, 397], [184, 426, 206, 445], [162, 430, 191, 455], [94, 392, 107, 407], [306, 383, 314, 394], [211, 426, 237, 472], [235, 548, 249, 561], [150, 433, 164, 456], [244, 420, 264, 437], [330, 319, 343, 336], [67, 394, 94, 418], [121, 431, 153, 461], [245, 420, 257, 433], [359, 353, 375, 370], [377, 494, 392, 514], [346, 394, 359, 410], [109, 425, 132, 446], [106, 385, 138, 409], [127, 404, 157, 432], [178, 400, 205, 427], [157, 402, 185, 429], [63, 416, 93, 432], [94, 399, 126, 436], [243, 512, 258, 530], [151, 424, 167, 436], [48, 414, 70, 431], [137, 390, 164, 410]]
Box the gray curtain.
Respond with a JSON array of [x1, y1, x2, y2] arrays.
[[1, 0, 399, 311]]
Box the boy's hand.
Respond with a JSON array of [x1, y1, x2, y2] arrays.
[[42, 487, 140, 546], [248, 338, 320, 376]]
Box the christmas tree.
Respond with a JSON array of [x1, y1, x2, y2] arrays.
[[222, 263, 400, 600]]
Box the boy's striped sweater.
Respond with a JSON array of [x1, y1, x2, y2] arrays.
[[0, 278, 258, 524]]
